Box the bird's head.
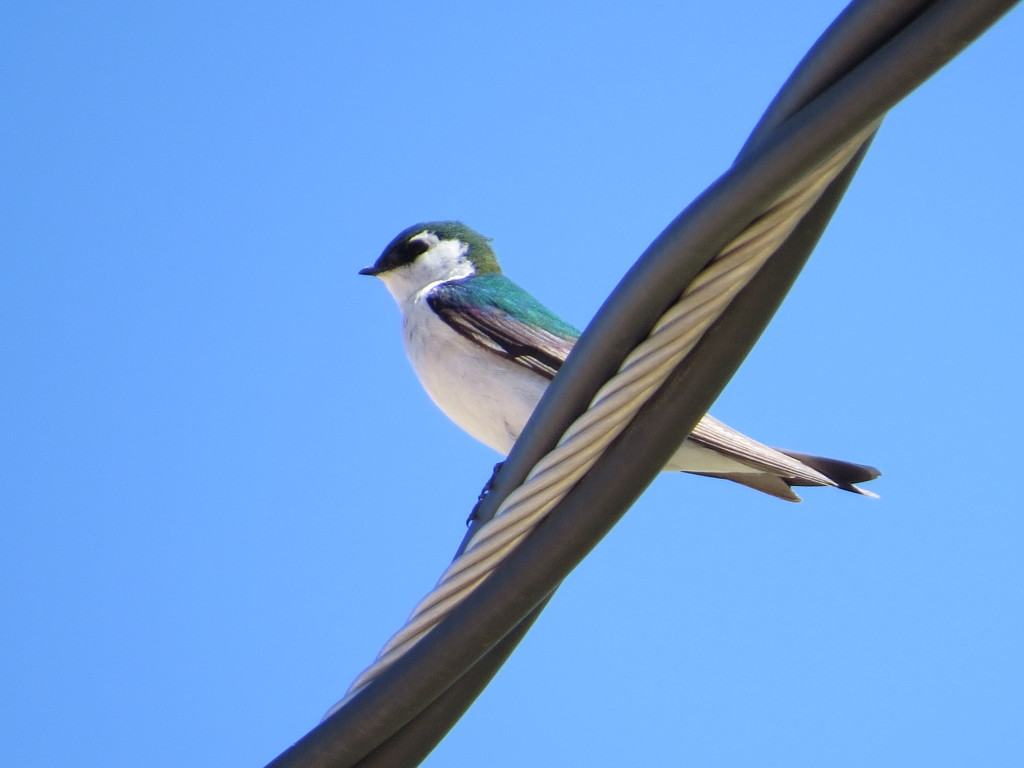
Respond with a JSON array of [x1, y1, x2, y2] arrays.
[[360, 222, 499, 305]]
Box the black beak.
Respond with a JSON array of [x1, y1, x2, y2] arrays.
[[358, 266, 380, 276]]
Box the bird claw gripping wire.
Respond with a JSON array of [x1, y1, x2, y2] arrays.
[[467, 462, 505, 525]]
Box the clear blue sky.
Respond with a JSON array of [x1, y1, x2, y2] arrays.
[[3, 2, 1022, 766]]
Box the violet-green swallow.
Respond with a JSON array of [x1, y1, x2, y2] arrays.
[[360, 221, 880, 501]]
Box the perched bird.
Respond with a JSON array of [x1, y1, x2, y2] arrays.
[[360, 221, 880, 501]]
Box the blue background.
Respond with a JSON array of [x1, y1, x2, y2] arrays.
[[3, 2, 1022, 765]]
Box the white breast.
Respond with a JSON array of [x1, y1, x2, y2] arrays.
[[396, 294, 762, 474], [400, 296, 549, 455]]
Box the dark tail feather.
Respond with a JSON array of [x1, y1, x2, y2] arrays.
[[777, 449, 882, 496]]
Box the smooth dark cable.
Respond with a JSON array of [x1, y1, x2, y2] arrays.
[[348, 596, 552, 768], [740, 0, 932, 156]]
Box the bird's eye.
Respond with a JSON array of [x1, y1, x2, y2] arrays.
[[377, 232, 435, 273], [399, 237, 431, 262]]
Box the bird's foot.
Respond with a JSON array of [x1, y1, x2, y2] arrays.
[[466, 461, 505, 525]]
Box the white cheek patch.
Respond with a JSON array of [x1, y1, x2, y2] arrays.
[[418, 239, 472, 279]]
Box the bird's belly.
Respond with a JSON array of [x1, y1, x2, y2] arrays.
[[400, 302, 763, 474], [403, 312, 549, 456]]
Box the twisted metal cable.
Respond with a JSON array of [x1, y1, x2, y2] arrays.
[[326, 123, 879, 718]]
